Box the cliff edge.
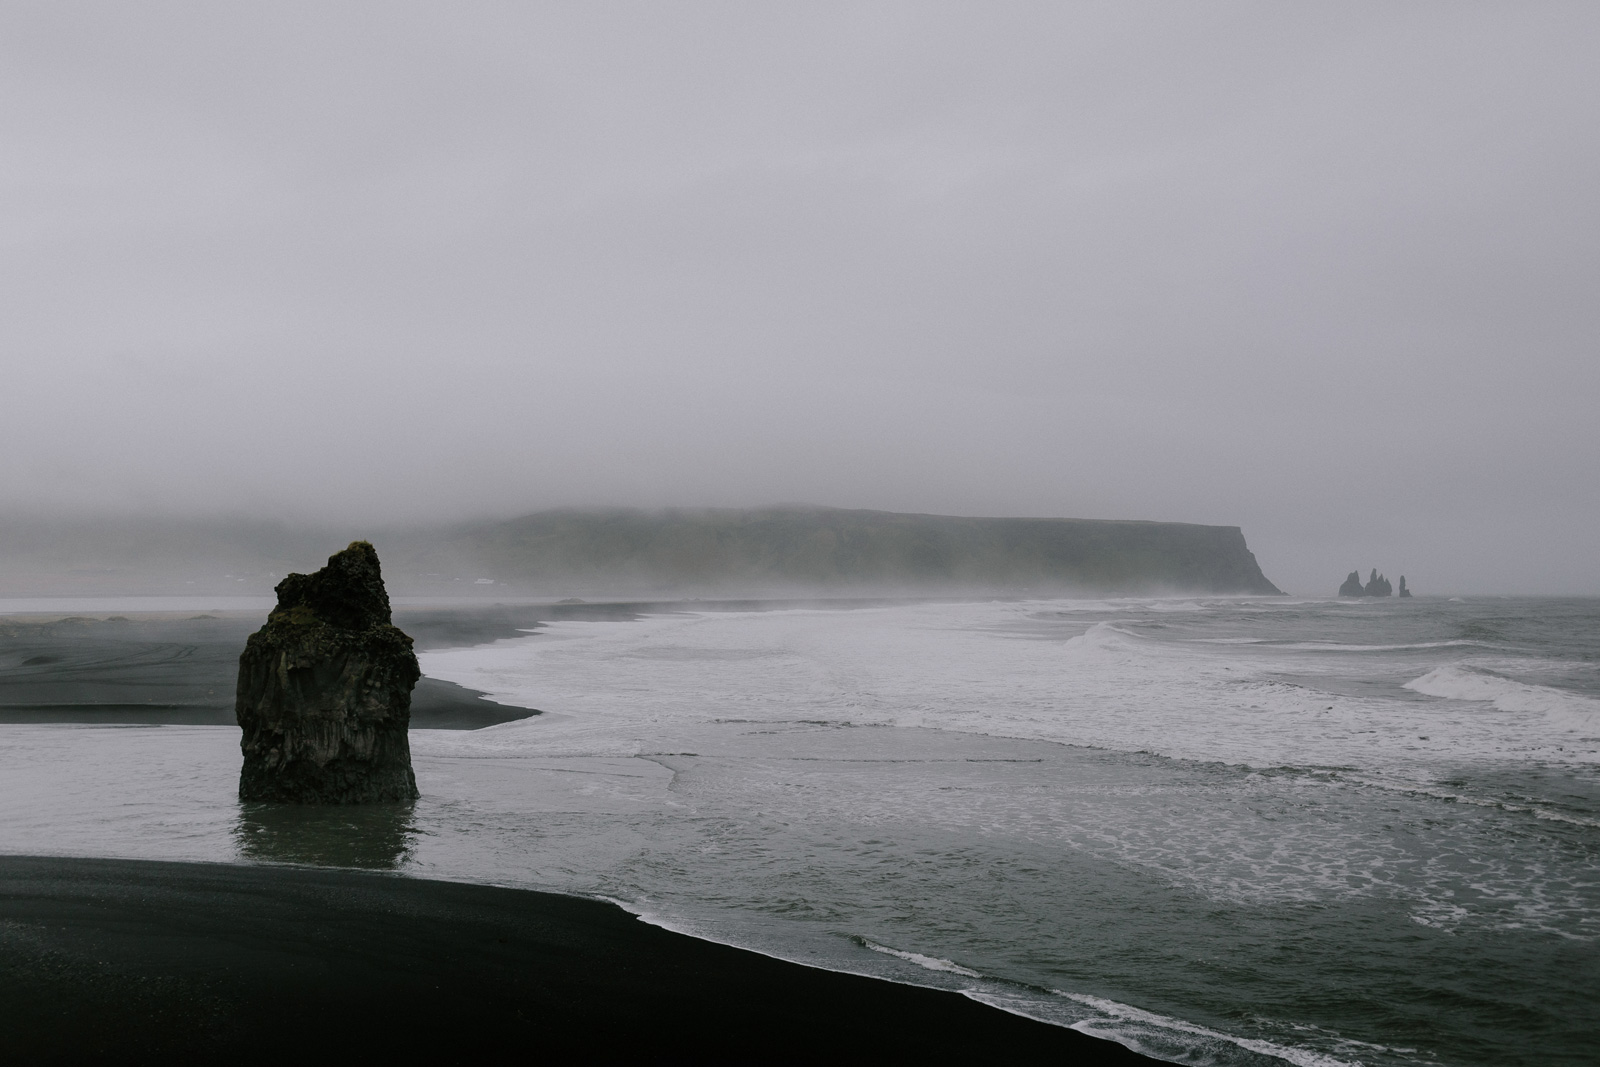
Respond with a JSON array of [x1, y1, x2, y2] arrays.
[[421, 507, 1283, 595]]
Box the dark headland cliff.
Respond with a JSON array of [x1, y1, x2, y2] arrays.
[[0, 507, 1282, 597], [409, 507, 1284, 596]]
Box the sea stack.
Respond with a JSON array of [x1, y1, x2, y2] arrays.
[[236, 541, 421, 803], [1398, 576, 1411, 598], [1339, 571, 1364, 597], [1363, 569, 1393, 597]]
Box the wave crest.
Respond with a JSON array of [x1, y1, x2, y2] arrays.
[[1404, 664, 1599, 725]]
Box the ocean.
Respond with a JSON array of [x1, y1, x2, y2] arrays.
[[1, 596, 1595, 1064]]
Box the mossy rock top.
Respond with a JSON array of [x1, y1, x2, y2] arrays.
[[269, 541, 394, 632]]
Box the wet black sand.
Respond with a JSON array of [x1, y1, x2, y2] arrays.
[[0, 855, 1152, 1064], [0, 611, 539, 728]]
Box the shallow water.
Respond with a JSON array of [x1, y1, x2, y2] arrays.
[[0, 596, 1595, 1065]]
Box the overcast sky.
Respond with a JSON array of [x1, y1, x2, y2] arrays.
[[2, 2, 1596, 593]]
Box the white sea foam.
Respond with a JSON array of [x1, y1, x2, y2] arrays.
[[1050, 992, 1360, 1067], [1275, 639, 1485, 653], [1346, 771, 1600, 831], [419, 602, 1600, 777], [855, 938, 982, 977], [1404, 664, 1600, 727], [409, 601, 1600, 946]]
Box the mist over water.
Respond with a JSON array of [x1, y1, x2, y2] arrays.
[[4, 4, 1599, 1062], [1, 4, 1598, 592], [2, 595, 1594, 1064]]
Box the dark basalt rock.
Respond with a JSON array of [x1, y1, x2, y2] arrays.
[[237, 541, 420, 803], [1340, 568, 1399, 597]]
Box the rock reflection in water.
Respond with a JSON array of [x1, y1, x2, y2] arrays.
[[233, 801, 416, 869]]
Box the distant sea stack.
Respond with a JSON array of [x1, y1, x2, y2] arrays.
[[1364, 569, 1393, 597], [418, 507, 1284, 595], [1339, 568, 1396, 598], [1398, 576, 1411, 598], [236, 541, 420, 803]]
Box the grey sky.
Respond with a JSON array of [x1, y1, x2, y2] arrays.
[[2, 2, 1596, 594]]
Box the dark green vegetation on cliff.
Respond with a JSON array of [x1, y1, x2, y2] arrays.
[[236, 542, 420, 803], [418, 507, 1283, 595]]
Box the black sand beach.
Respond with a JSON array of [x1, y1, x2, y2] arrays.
[[0, 610, 541, 728], [1, 604, 1157, 1063], [0, 855, 1153, 1064]]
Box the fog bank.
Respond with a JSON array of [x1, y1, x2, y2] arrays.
[[2, 3, 1596, 595]]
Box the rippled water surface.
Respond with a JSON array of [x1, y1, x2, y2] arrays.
[[1, 596, 1595, 1065]]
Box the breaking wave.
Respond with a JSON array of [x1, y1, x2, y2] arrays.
[[1404, 664, 1600, 727]]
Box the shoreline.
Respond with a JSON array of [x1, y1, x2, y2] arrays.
[[0, 609, 540, 728], [0, 598, 979, 727], [0, 854, 1154, 1063]]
